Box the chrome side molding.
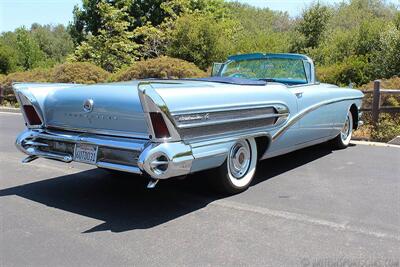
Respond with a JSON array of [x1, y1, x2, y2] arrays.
[[171, 104, 289, 129], [272, 96, 364, 141]]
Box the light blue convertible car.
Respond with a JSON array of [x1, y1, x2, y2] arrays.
[[13, 53, 364, 194]]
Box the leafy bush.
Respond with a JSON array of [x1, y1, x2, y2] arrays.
[[0, 62, 110, 105], [0, 68, 52, 104], [113, 56, 206, 81], [1, 68, 52, 88], [317, 56, 372, 86], [371, 114, 400, 142], [51, 62, 110, 84]]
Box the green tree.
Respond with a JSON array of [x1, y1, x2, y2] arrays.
[[167, 13, 236, 69], [0, 44, 18, 74], [31, 24, 74, 63], [301, 0, 399, 84], [134, 0, 229, 59], [69, 0, 229, 46], [354, 19, 384, 56], [71, 1, 139, 72], [133, 23, 169, 58], [69, 0, 103, 45], [15, 28, 46, 70], [329, 0, 396, 30], [394, 11, 400, 30], [291, 3, 331, 52], [372, 24, 400, 78], [226, 2, 292, 55]]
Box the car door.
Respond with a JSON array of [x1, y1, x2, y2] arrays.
[[288, 84, 335, 144]]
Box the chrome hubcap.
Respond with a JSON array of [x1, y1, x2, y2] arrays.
[[341, 114, 351, 141], [228, 140, 251, 179]]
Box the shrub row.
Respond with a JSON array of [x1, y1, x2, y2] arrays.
[[0, 57, 206, 103], [0, 63, 110, 100], [316, 56, 372, 87], [111, 56, 207, 81]]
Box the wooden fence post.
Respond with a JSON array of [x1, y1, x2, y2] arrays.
[[372, 80, 381, 125]]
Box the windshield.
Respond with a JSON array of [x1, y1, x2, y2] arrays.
[[219, 58, 309, 85]]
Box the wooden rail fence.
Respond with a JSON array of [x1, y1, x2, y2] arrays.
[[360, 80, 400, 125]]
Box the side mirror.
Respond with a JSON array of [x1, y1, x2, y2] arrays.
[[211, 63, 224, 77]]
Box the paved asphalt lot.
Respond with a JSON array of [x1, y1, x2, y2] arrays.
[[0, 112, 399, 266]]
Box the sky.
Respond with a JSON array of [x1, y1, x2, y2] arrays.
[[0, 0, 399, 32]]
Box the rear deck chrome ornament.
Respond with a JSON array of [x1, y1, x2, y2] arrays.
[[83, 99, 94, 113]]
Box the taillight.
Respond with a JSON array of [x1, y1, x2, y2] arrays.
[[149, 112, 170, 139], [23, 105, 42, 126]]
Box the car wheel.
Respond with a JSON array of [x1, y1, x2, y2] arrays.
[[213, 138, 258, 194], [331, 110, 353, 149]]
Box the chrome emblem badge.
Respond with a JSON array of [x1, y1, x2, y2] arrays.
[[83, 99, 94, 113], [177, 113, 209, 122]]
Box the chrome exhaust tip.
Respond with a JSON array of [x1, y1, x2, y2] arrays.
[[22, 155, 38, 163], [147, 179, 159, 189], [138, 143, 193, 180]]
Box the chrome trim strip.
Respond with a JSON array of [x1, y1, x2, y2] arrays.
[[272, 96, 364, 141], [46, 125, 149, 140], [190, 131, 272, 149], [96, 161, 142, 174], [171, 103, 288, 116], [288, 82, 321, 88], [176, 113, 288, 129], [36, 131, 147, 151], [263, 135, 332, 159], [172, 104, 289, 130], [23, 147, 73, 163], [17, 129, 148, 152]]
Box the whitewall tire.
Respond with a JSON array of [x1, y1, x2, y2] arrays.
[[332, 110, 353, 149], [214, 138, 258, 194]]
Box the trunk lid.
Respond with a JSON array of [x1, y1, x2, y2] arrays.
[[43, 82, 149, 138]]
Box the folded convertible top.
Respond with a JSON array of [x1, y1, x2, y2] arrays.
[[184, 77, 267, 86]]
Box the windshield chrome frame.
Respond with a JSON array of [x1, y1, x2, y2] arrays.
[[217, 54, 316, 85]]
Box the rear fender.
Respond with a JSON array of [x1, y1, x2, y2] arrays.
[[12, 83, 81, 129], [138, 82, 182, 142]]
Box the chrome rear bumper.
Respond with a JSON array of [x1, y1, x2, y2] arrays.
[[16, 129, 194, 179]]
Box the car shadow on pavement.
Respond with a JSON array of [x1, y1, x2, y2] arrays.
[[0, 144, 334, 233]]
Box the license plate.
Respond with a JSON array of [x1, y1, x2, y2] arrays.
[[74, 144, 98, 164]]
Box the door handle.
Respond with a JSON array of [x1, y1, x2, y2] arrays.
[[295, 91, 303, 98]]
